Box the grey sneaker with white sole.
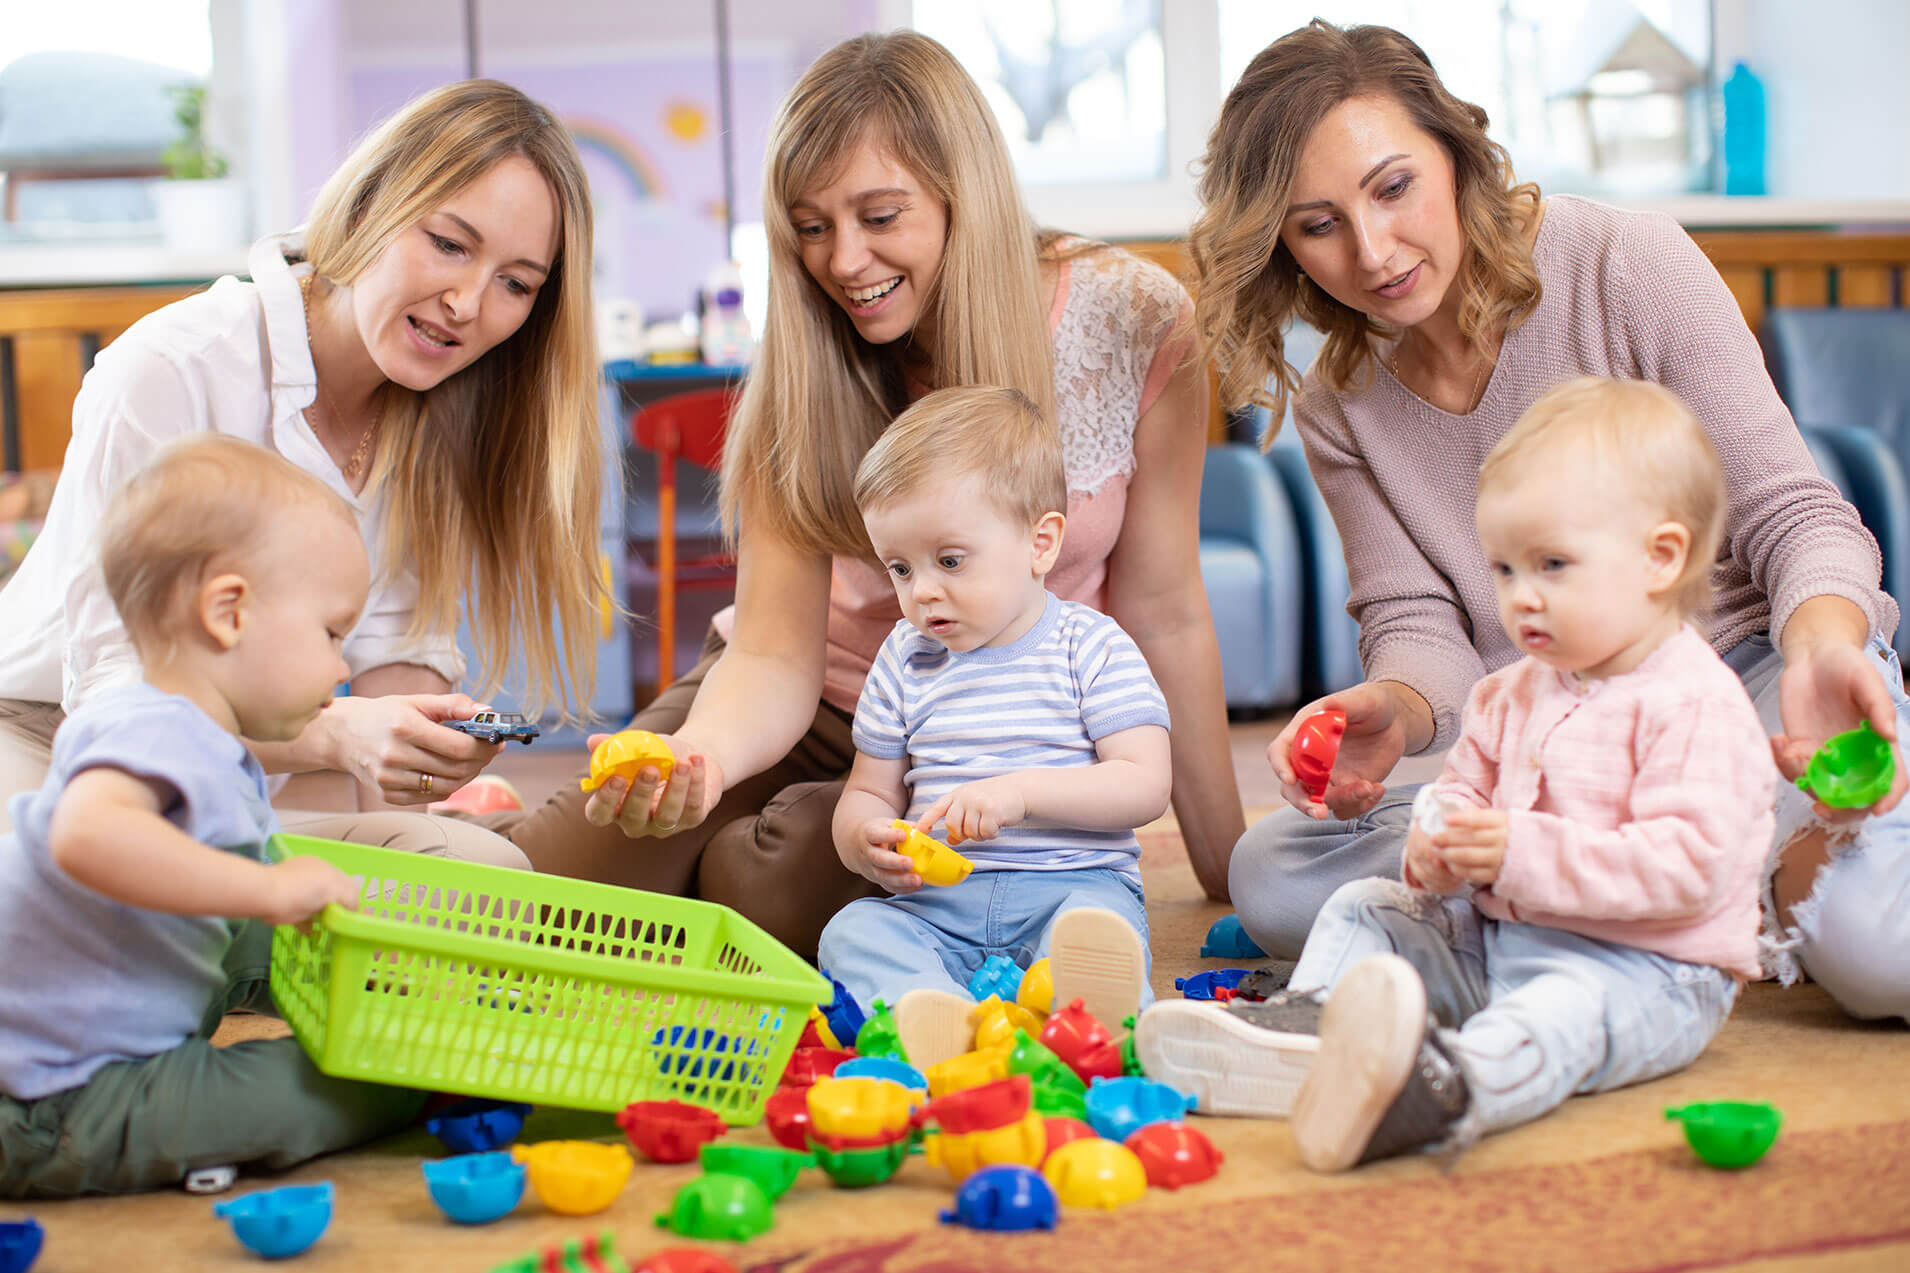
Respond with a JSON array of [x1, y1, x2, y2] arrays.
[[1132, 987, 1325, 1117]]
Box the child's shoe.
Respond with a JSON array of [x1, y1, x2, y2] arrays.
[[430, 775, 524, 817], [1289, 953, 1469, 1172], [894, 988, 977, 1069], [1132, 988, 1323, 1117], [1048, 907, 1147, 1039]]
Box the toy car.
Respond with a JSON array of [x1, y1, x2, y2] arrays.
[[446, 711, 540, 745]]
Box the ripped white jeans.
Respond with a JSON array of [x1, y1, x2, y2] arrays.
[[1732, 634, 1910, 1023]]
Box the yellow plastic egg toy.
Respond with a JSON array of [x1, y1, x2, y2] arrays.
[[924, 1043, 1012, 1098], [1018, 958, 1054, 1017], [511, 1140, 633, 1215], [1042, 1139, 1148, 1210], [805, 1076, 918, 1140], [890, 822, 976, 886], [580, 730, 676, 793], [970, 997, 1042, 1050], [922, 1109, 1048, 1181]]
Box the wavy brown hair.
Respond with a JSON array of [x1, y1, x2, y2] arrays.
[[302, 79, 605, 719], [720, 31, 1053, 560], [1190, 20, 1542, 435]]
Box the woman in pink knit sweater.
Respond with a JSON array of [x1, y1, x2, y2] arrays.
[[1193, 21, 1908, 1025]]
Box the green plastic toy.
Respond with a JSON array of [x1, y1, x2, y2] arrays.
[[1121, 1015, 1145, 1077], [809, 1137, 912, 1187], [1797, 721, 1896, 808], [1665, 1102, 1782, 1168], [655, 1171, 774, 1241], [697, 1144, 813, 1199], [854, 999, 908, 1062], [1005, 1029, 1086, 1097]]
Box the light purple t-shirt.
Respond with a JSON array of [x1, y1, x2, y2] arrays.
[[0, 682, 276, 1100]]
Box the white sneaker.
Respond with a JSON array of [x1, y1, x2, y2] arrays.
[[1133, 994, 1322, 1117], [1048, 906, 1148, 1038]]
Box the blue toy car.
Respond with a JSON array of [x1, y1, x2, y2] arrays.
[[445, 711, 540, 744]]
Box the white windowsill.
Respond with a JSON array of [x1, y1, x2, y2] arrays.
[[0, 241, 251, 288]]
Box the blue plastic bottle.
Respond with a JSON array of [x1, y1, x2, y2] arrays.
[[1720, 61, 1767, 196]]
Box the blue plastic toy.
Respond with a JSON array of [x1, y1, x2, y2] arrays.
[[0, 1218, 43, 1273], [820, 973, 867, 1051], [213, 1182, 334, 1259], [939, 1164, 1058, 1232], [835, 1056, 929, 1093], [1200, 914, 1266, 960], [1084, 1076, 1199, 1143], [653, 1026, 759, 1081], [967, 954, 1025, 1004], [422, 1151, 526, 1224], [426, 1099, 533, 1154], [1174, 968, 1251, 1001]]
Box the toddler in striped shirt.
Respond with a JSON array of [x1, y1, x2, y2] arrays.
[[817, 386, 1172, 1063]]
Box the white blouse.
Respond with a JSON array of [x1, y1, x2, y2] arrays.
[[0, 235, 464, 711]]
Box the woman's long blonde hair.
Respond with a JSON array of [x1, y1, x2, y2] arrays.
[[1190, 20, 1542, 433], [302, 79, 604, 718], [720, 31, 1054, 559]]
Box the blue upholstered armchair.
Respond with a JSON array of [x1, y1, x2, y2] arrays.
[[1761, 308, 1910, 658], [1198, 444, 1305, 711]]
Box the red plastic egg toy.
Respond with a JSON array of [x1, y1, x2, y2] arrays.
[[616, 1099, 727, 1163], [633, 1249, 741, 1273], [764, 1085, 813, 1152], [1125, 1121, 1224, 1189], [779, 1047, 855, 1089], [1291, 708, 1346, 803], [1040, 1116, 1100, 1163]]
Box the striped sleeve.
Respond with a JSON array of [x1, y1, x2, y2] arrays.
[[851, 626, 912, 759], [1076, 617, 1171, 740]]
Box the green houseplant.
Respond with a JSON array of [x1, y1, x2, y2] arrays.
[[161, 84, 229, 181], [153, 82, 248, 251]]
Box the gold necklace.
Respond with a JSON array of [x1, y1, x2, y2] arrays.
[[1390, 334, 1491, 414], [300, 274, 377, 482]]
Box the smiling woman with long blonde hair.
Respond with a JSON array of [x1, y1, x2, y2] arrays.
[[0, 80, 605, 867], [474, 31, 1243, 960]]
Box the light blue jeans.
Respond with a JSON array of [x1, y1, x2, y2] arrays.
[[816, 866, 1152, 1017], [1290, 878, 1738, 1143], [1232, 634, 1910, 1025]]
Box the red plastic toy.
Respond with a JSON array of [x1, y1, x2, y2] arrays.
[[912, 1073, 1032, 1135], [778, 1047, 855, 1089], [764, 1085, 813, 1152], [1039, 1000, 1125, 1084], [1125, 1122, 1224, 1189], [1291, 708, 1345, 803], [1041, 1116, 1100, 1162], [632, 1249, 740, 1273], [615, 1100, 726, 1164]]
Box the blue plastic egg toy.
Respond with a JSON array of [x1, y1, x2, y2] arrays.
[[213, 1182, 334, 1259], [1199, 914, 1266, 960], [422, 1151, 526, 1224], [1174, 968, 1250, 1001], [939, 1164, 1058, 1231], [0, 1218, 43, 1273], [967, 954, 1025, 1003], [834, 1056, 929, 1093], [425, 1099, 532, 1154], [1085, 1076, 1198, 1143]]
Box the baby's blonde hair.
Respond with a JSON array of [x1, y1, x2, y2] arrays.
[[853, 387, 1066, 530], [1481, 377, 1725, 618], [101, 435, 359, 648]]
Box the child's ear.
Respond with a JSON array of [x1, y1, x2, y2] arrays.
[[198, 572, 251, 651], [1644, 520, 1691, 599], [1031, 511, 1067, 574]]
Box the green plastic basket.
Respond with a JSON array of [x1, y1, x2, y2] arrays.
[[267, 833, 828, 1123]]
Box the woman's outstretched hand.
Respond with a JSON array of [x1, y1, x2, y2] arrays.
[[1267, 681, 1411, 820], [318, 692, 502, 805], [1773, 639, 1908, 820], [581, 733, 725, 838]]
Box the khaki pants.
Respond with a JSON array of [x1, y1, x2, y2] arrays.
[[481, 629, 881, 961], [0, 697, 528, 868]]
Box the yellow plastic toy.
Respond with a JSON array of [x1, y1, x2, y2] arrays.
[[1017, 958, 1054, 1017], [807, 1006, 842, 1051], [580, 730, 677, 793], [511, 1140, 633, 1216], [923, 1109, 1047, 1181], [890, 822, 976, 886], [970, 997, 1042, 1050], [1042, 1139, 1148, 1209], [924, 1043, 1013, 1098], [805, 1076, 919, 1141]]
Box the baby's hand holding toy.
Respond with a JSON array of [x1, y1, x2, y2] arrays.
[[261, 856, 360, 931], [848, 819, 920, 893], [1435, 807, 1508, 886], [1404, 823, 1465, 896]]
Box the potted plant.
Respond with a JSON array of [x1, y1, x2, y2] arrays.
[[152, 83, 249, 251]]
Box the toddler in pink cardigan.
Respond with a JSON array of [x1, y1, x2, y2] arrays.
[[1144, 378, 1777, 1169]]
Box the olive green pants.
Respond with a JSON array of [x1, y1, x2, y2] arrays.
[[0, 921, 424, 1198]]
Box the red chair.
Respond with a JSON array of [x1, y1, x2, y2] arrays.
[[629, 387, 737, 687]]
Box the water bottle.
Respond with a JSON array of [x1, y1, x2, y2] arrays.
[[1720, 61, 1767, 196]]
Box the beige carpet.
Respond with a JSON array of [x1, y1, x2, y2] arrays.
[[6, 825, 1909, 1272]]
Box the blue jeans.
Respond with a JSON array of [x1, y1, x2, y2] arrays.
[[1290, 878, 1738, 1142], [816, 867, 1152, 1016], [1231, 635, 1910, 1025]]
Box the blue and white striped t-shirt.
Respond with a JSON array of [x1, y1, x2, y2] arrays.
[[852, 594, 1170, 874]]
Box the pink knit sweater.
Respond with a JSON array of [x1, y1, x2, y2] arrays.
[[1293, 195, 1899, 752]]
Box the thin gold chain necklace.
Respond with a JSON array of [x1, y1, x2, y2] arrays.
[[300, 274, 377, 482]]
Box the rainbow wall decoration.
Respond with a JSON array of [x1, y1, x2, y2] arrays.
[[565, 116, 667, 202]]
